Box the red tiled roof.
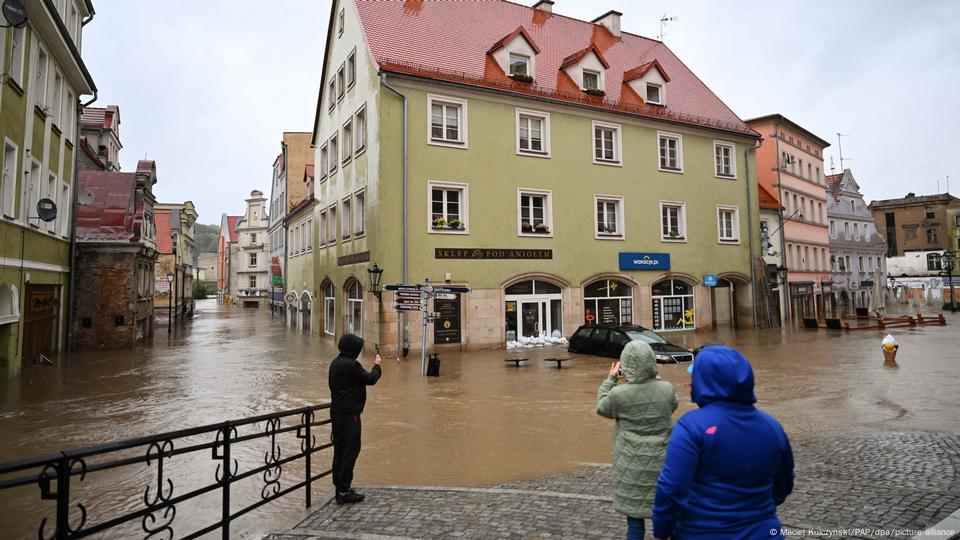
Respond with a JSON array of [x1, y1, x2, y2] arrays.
[[227, 215, 241, 244], [758, 184, 782, 210], [826, 173, 843, 201], [488, 26, 541, 55], [155, 209, 173, 253], [79, 138, 107, 169], [303, 164, 315, 183], [80, 105, 118, 131], [355, 0, 755, 136], [76, 171, 138, 241]]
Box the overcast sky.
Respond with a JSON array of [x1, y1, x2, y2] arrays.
[[83, 0, 960, 225]]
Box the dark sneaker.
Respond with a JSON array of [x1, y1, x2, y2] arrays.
[[347, 489, 365, 500], [335, 491, 365, 504]]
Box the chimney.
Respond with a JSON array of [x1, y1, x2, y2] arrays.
[[905, 192, 915, 198], [533, 0, 553, 13], [592, 10, 622, 37]]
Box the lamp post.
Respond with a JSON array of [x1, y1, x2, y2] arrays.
[[367, 263, 384, 303], [171, 234, 178, 328], [943, 250, 957, 311], [166, 272, 174, 334]]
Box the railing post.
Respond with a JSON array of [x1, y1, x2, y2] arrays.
[[55, 454, 70, 540], [221, 424, 231, 540], [304, 412, 312, 509]]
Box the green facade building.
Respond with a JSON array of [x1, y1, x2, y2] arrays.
[[0, 1, 96, 375], [311, 0, 761, 355]]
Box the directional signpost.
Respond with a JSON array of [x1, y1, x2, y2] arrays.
[[385, 279, 471, 376]]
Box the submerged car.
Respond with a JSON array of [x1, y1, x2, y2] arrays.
[[568, 324, 693, 363]]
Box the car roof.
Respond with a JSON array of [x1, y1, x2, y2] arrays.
[[578, 324, 652, 331]]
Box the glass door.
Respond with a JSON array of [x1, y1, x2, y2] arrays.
[[521, 301, 541, 337]]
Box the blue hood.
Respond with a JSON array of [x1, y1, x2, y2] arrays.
[[690, 346, 757, 407]]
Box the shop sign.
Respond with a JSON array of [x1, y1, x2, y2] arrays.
[[337, 251, 370, 266], [790, 283, 813, 295], [703, 274, 718, 287], [619, 252, 670, 271], [434, 296, 461, 344], [435, 248, 552, 260]]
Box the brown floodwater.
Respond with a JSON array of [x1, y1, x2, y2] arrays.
[[1, 299, 958, 538]]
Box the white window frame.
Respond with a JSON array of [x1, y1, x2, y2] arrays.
[[342, 118, 353, 165], [354, 189, 365, 236], [10, 25, 26, 87], [35, 45, 50, 110], [249, 275, 257, 289], [515, 109, 550, 158], [337, 64, 346, 101], [328, 77, 336, 112], [324, 283, 336, 335], [26, 159, 41, 227], [717, 205, 741, 244], [516, 188, 553, 238], [645, 82, 663, 105], [59, 182, 69, 237], [319, 144, 328, 180], [318, 209, 327, 247], [51, 71, 63, 127], [338, 8, 345, 36], [327, 204, 338, 245], [2, 139, 19, 219], [713, 140, 737, 179], [347, 48, 357, 89], [509, 53, 530, 76], [341, 196, 352, 241], [659, 200, 687, 242], [45, 172, 57, 233], [658, 131, 684, 173], [354, 104, 366, 155], [582, 69, 601, 91], [328, 133, 338, 174], [592, 120, 621, 166], [594, 195, 624, 240], [829, 220, 836, 238], [249, 252, 258, 268], [427, 181, 469, 235], [427, 94, 468, 149]]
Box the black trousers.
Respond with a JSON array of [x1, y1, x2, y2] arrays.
[[331, 414, 362, 493]]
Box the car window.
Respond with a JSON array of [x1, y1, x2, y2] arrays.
[[574, 327, 594, 340], [591, 328, 610, 344], [626, 330, 667, 344], [611, 331, 630, 346]]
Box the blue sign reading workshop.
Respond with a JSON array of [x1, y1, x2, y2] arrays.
[[703, 274, 719, 287], [619, 252, 670, 271]]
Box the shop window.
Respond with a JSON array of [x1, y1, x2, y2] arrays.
[[584, 279, 633, 325], [651, 278, 695, 331], [345, 279, 363, 336], [504, 279, 563, 341], [323, 281, 335, 335]]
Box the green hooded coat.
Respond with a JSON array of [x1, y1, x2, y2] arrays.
[[597, 340, 679, 518]]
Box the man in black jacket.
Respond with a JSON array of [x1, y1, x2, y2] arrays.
[[328, 333, 381, 504]]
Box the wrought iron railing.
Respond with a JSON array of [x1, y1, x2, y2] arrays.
[[0, 403, 332, 539]]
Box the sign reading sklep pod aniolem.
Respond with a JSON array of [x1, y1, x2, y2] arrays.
[[619, 252, 670, 271]]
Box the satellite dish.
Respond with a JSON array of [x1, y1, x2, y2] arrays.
[[77, 188, 95, 206], [36, 198, 57, 222], [1, 0, 28, 28]]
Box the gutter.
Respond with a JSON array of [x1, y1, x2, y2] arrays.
[[379, 72, 409, 352], [67, 91, 95, 352], [744, 144, 759, 329], [773, 118, 790, 324]]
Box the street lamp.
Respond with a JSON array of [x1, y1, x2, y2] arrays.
[[367, 263, 384, 302], [166, 272, 175, 334], [942, 250, 956, 311], [776, 265, 789, 288]]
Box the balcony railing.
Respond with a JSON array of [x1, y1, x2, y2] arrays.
[[0, 403, 332, 539]]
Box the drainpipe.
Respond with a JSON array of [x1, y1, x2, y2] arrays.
[[773, 118, 790, 324], [380, 72, 409, 353], [744, 144, 759, 329]]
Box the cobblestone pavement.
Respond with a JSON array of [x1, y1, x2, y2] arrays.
[[263, 432, 960, 540]]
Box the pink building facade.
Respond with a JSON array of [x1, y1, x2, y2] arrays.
[[748, 115, 832, 321]]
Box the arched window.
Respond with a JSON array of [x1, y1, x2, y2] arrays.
[[503, 278, 563, 341], [583, 279, 633, 325], [651, 278, 695, 331], [345, 279, 363, 336], [323, 281, 335, 336], [301, 292, 312, 332]]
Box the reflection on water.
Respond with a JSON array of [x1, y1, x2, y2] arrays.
[[1, 300, 959, 537]]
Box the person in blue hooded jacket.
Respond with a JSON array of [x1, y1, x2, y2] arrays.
[[652, 346, 794, 540]]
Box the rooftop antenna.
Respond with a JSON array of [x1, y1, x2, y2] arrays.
[[658, 14, 678, 41], [829, 156, 836, 174], [836, 132, 851, 170]]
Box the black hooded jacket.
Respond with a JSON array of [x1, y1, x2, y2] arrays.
[[328, 334, 381, 416]]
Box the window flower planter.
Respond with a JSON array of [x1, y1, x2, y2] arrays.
[[510, 73, 534, 84], [585, 88, 606, 98]]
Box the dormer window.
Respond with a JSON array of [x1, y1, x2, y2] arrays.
[[509, 54, 530, 76], [646, 83, 663, 105], [583, 70, 600, 91]]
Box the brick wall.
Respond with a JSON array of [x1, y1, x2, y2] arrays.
[[73, 250, 153, 350]]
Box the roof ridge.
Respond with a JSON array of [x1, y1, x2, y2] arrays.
[[496, 0, 661, 44]]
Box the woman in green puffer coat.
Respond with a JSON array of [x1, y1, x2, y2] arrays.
[[597, 340, 679, 540]]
